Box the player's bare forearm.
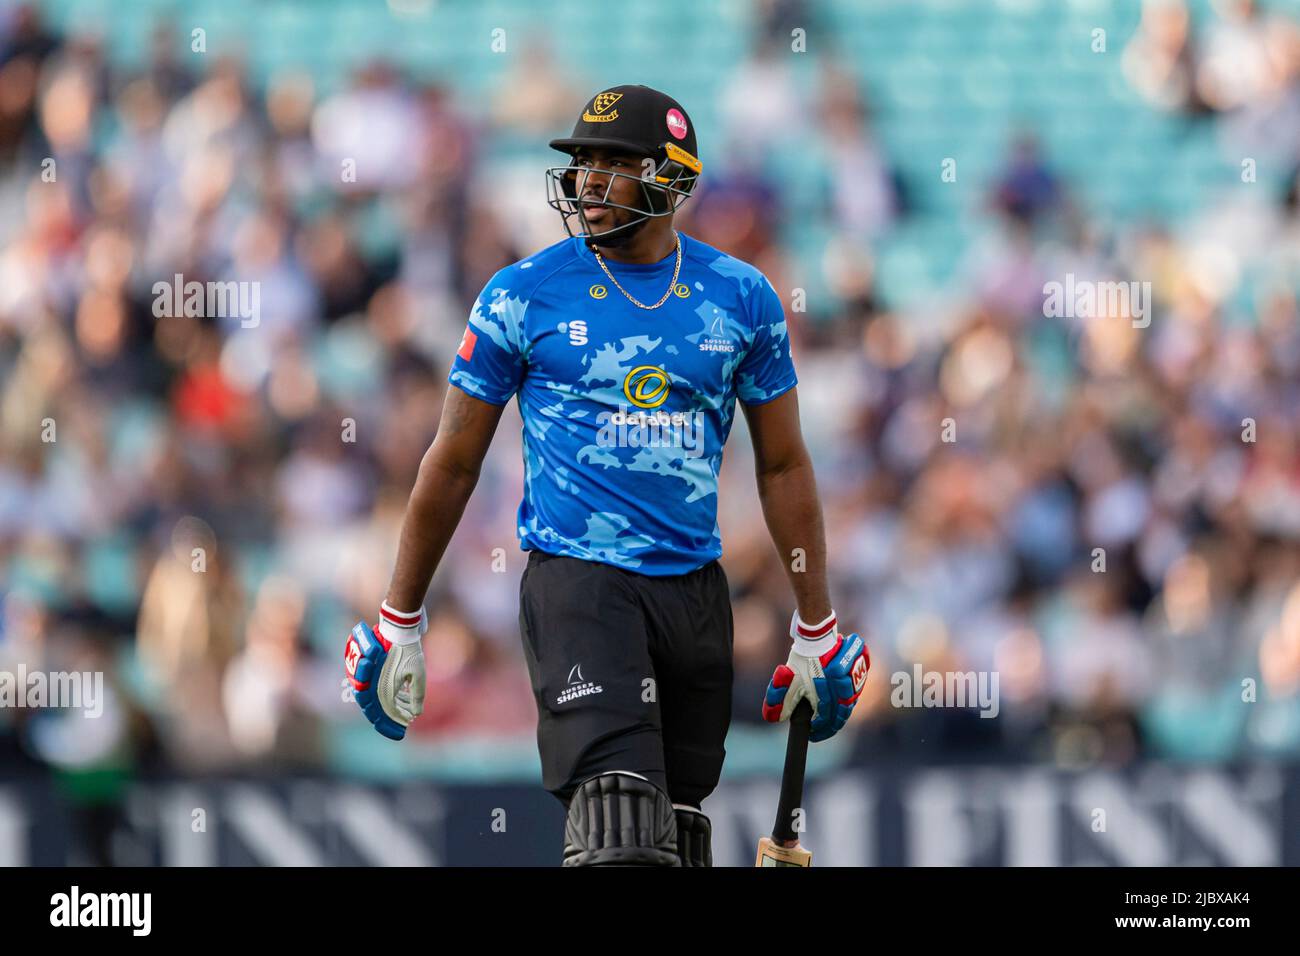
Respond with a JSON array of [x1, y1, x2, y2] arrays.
[[383, 455, 477, 610], [384, 386, 507, 611], [741, 388, 833, 623], [754, 456, 832, 622]]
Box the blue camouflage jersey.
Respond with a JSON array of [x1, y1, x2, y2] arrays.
[[448, 232, 796, 576]]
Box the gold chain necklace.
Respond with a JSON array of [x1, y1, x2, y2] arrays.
[[592, 234, 682, 310]]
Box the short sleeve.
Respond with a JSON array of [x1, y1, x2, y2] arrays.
[[447, 272, 528, 405], [735, 275, 797, 405]]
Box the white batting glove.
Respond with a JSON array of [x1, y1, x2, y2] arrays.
[[375, 603, 428, 727]]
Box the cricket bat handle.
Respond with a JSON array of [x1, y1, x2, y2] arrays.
[[773, 699, 812, 842], [756, 699, 814, 866]]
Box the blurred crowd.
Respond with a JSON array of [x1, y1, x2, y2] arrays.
[[0, 0, 1298, 813]]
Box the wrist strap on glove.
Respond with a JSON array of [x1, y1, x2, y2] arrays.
[[790, 609, 838, 657], [378, 602, 426, 646]]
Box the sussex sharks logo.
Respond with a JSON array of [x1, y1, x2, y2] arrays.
[[557, 664, 603, 705]]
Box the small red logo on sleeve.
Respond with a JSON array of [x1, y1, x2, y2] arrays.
[[457, 327, 478, 362]]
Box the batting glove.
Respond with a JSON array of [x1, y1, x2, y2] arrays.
[[343, 603, 428, 740], [762, 610, 869, 743]]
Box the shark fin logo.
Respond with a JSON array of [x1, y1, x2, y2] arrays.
[[557, 663, 602, 705]]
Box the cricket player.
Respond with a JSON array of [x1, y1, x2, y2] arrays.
[[343, 85, 870, 866]]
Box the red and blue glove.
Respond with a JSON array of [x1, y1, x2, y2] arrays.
[[343, 603, 427, 741], [762, 610, 869, 743]]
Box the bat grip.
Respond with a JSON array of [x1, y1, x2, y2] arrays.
[[772, 699, 812, 844]]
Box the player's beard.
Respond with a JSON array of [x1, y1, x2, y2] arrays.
[[585, 183, 655, 251], [581, 200, 651, 251]]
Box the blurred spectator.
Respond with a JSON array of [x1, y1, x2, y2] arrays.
[[490, 39, 581, 140], [1196, 0, 1274, 112], [1122, 0, 1208, 115], [815, 62, 900, 240], [991, 133, 1065, 227]]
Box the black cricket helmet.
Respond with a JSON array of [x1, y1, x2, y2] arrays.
[[546, 85, 703, 246]]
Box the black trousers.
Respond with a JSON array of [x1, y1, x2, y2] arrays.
[[518, 550, 734, 808]]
